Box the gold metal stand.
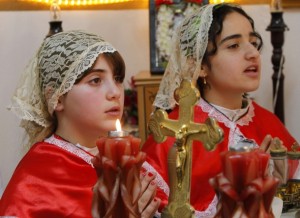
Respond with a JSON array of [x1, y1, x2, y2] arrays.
[[274, 143, 300, 212], [148, 79, 224, 218]]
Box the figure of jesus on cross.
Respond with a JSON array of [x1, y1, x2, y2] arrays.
[[148, 79, 224, 218]]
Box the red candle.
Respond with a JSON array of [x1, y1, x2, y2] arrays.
[[97, 119, 140, 165], [212, 148, 279, 217], [220, 149, 270, 193], [93, 119, 145, 218]]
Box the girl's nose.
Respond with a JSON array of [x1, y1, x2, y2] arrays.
[[245, 43, 260, 60], [106, 81, 122, 100]]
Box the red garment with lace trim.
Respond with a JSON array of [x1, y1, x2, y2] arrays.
[[0, 137, 97, 218], [142, 100, 297, 217]]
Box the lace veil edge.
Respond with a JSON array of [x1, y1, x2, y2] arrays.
[[153, 4, 215, 111]]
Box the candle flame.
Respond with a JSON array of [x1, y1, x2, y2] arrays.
[[116, 119, 122, 131]]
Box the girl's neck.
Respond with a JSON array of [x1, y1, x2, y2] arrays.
[[55, 128, 99, 148], [203, 90, 244, 110]]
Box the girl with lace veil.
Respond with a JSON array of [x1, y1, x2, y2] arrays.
[[0, 30, 160, 217], [142, 3, 299, 217]]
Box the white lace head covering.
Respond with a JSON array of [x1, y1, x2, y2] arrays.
[[9, 30, 117, 146], [153, 4, 215, 110]]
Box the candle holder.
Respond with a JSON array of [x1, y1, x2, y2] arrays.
[[266, 1, 289, 124], [46, 21, 63, 38], [272, 143, 300, 213], [108, 130, 129, 138], [46, 0, 63, 38], [91, 121, 146, 218]]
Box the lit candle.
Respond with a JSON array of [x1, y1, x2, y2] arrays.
[[108, 119, 129, 137], [97, 119, 139, 165], [93, 119, 144, 217], [50, 0, 61, 21], [270, 0, 283, 12]]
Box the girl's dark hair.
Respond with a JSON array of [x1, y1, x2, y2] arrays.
[[197, 4, 263, 95], [103, 51, 126, 82], [75, 50, 126, 84]]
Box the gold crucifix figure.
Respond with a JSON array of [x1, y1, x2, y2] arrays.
[[148, 79, 224, 218]]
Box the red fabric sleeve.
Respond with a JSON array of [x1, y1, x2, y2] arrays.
[[241, 102, 297, 150], [0, 142, 97, 218]]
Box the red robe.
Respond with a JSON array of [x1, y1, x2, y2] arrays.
[[142, 99, 297, 218], [0, 135, 97, 218]]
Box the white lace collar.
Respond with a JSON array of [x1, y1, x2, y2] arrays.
[[210, 101, 250, 122], [198, 98, 259, 150], [198, 98, 255, 127], [75, 143, 98, 156], [44, 134, 95, 167]]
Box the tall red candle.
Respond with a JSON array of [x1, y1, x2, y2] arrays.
[[92, 119, 146, 218], [211, 147, 279, 218]]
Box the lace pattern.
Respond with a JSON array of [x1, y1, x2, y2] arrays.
[[8, 30, 116, 146], [142, 161, 170, 196], [154, 4, 215, 110], [44, 134, 94, 167], [199, 98, 259, 149]]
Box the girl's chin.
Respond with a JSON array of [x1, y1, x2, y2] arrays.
[[97, 126, 116, 136], [97, 119, 123, 134], [244, 83, 260, 92]]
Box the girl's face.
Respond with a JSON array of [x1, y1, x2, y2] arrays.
[[203, 12, 261, 107], [57, 54, 124, 139]]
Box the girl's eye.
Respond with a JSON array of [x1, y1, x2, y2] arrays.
[[114, 75, 124, 83], [251, 41, 260, 50], [228, 43, 239, 49], [251, 40, 262, 50], [89, 77, 102, 84]]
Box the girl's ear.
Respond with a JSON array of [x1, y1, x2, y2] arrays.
[[55, 95, 65, 112], [199, 65, 208, 78]]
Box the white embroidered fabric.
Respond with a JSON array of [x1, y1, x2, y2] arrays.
[[153, 4, 215, 110], [199, 98, 258, 149], [44, 134, 94, 167], [8, 30, 116, 146]]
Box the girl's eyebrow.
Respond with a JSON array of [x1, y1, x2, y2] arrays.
[[89, 69, 105, 73], [219, 34, 242, 46], [219, 32, 259, 46], [84, 69, 106, 76]]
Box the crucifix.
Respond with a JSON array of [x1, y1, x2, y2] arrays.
[[148, 79, 224, 218]]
